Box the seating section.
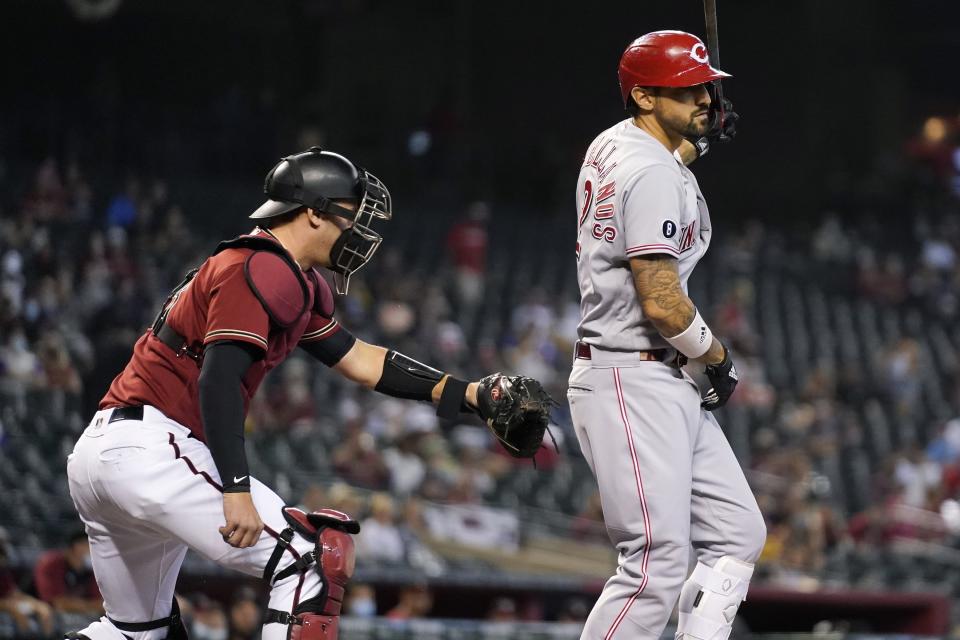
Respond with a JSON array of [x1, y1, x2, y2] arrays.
[[4, 175, 960, 600]]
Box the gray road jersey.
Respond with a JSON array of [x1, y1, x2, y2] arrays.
[[575, 119, 712, 351]]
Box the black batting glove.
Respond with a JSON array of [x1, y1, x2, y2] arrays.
[[708, 97, 738, 143], [701, 344, 738, 411], [689, 97, 739, 158]]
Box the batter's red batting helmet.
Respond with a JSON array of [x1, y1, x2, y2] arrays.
[[618, 30, 731, 106]]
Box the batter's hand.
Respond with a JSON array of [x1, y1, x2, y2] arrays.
[[708, 97, 738, 144], [689, 97, 739, 159], [701, 344, 739, 411], [220, 492, 264, 548]]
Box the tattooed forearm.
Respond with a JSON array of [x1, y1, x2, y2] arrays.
[[629, 255, 726, 365], [630, 255, 696, 337]]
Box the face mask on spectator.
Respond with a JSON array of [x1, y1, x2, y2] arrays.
[[193, 623, 228, 640], [349, 597, 376, 618], [82, 554, 93, 571]]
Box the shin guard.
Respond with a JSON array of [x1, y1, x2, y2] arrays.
[[264, 507, 359, 640]]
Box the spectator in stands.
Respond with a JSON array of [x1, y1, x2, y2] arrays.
[[0, 528, 55, 637], [332, 422, 390, 490], [344, 583, 378, 618], [0, 325, 41, 393], [357, 493, 405, 564], [105, 177, 140, 229], [445, 201, 490, 313], [886, 338, 922, 416], [22, 157, 68, 221], [486, 597, 518, 622], [37, 329, 82, 396], [447, 425, 499, 502], [503, 326, 557, 387], [259, 357, 317, 431], [325, 482, 364, 520], [811, 213, 853, 264], [299, 484, 328, 513], [382, 405, 434, 495], [397, 497, 447, 574], [385, 583, 432, 620], [571, 490, 606, 540], [33, 529, 102, 617], [557, 597, 589, 623], [190, 594, 228, 640], [227, 587, 261, 640], [894, 445, 942, 508], [714, 279, 760, 355]]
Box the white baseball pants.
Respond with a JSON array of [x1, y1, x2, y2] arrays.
[[66, 406, 319, 640], [567, 350, 766, 640]]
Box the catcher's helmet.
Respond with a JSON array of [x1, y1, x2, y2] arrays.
[[250, 147, 392, 294], [618, 30, 731, 106]]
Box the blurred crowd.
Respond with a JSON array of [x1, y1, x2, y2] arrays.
[[1, 126, 960, 629]]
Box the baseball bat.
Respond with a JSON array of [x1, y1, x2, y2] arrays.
[[703, 0, 721, 69], [703, 0, 726, 124]]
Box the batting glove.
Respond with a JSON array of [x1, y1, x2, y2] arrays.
[[690, 97, 739, 158], [701, 344, 739, 411]]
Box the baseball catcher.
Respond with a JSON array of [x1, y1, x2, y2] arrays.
[[64, 147, 552, 640]]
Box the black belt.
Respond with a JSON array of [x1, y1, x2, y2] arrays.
[[574, 341, 687, 367], [108, 406, 144, 423], [155, 323, 204, 363]]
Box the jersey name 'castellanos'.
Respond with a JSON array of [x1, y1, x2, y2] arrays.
[[575, 119, 712, 352]]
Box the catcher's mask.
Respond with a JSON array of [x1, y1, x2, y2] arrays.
[[250, 146, 392, 294]]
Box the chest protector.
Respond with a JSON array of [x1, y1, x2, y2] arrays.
[[151, 233, 334, 364], [213, 234, 335, 325]]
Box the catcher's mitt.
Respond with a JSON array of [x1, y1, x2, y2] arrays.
[[476, 374, 555, 459]]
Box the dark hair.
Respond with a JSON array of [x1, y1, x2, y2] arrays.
[[68, 528, 88, 546]]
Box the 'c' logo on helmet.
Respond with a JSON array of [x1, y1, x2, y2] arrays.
[[690, 42, 709, 63]]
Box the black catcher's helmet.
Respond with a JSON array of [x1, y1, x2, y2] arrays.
[[250, 147, 392, 294]]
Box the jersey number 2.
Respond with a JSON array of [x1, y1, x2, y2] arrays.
[[578, 179, 593, 228]]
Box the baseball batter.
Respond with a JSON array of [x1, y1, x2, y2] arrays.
[[65, 148, 549, 640], [568, 32, 766, 640]]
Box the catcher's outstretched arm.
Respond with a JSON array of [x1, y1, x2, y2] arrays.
[[331, 338, 479, 408], [329, 337, 553, 458]]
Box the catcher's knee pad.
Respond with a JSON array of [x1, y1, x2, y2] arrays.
[[263, 507, 360, 640], [265, 611, 340, 640], [677, 556, 754, 640]]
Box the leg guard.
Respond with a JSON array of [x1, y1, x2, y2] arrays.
[[676, 556, 754, 640], [264, 507, 359, 640]]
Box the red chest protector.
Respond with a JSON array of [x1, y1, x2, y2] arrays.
[[151, 231, 335, 365], [212, 233, 335, 324]]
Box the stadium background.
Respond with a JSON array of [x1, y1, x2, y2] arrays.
[[2, 0, 960, 637]]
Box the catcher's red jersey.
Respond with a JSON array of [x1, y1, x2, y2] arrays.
[[100, 229, 342, 441]]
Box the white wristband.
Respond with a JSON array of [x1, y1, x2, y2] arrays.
[[664, 310, 713, 359]]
